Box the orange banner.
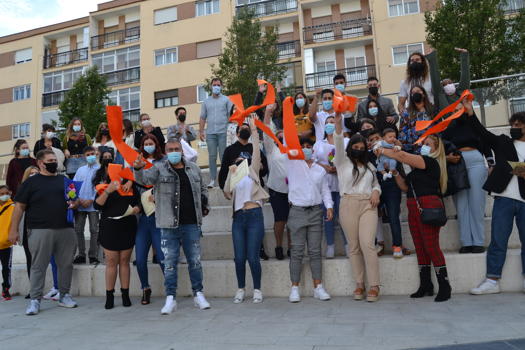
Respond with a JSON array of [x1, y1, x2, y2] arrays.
[[282, 97, 304, 160], [229, 79, 276, 126], [95, 163, 134, 196], [333, 89, 359, 114]]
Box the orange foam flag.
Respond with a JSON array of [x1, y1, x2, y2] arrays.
[[415, 89, 474, 131], [95, 163, 134, 196], [229, 80, 276, 126], [254, 119, 287, 154], [282, 96, 304, 160], [333, 89, 359, 114]]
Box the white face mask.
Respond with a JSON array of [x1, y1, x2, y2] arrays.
[[0, 194, 10, 202], [443, 83, 456, 96], [141, 120, 152, 127], [45, 131, 55, 139]]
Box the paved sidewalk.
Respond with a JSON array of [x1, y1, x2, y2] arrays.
[[1, 293, 524, 350]]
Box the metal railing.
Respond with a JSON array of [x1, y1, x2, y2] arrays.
[[277, 40, 301, 60], [43, 48, 88, 69], [42, 90, 67, 107], [91, 26, 140, 50], [303, 18, 372, 45], [502, 0, 525, 13], [305, 64, 376, 90], [103, 67, 140, 86], [235, 0, 298, 17]]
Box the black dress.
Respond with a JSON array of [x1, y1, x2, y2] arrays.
[[94, 186, 139, 251]]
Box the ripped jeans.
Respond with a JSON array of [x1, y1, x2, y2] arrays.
[[161, 225, 204, 298]]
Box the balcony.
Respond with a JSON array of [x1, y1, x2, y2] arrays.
[[303, 18, 371, 45], [42, 90, 67, 107], [43, 48, 88, 69], [91, 26, 140, 51], [277, 40, 301, 60], [102, 67, 140, 86], [236, 0, 298, 18], [502, 0, 525, 14], [305, 64, 376, 91]]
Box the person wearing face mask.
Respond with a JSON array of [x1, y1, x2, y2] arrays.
[[362, 98, 398, 134], [62, 118, 93, 179], [9, 149, 80, 315], [398, 85, 434, 153], [286, 137, 334, 303], [0, 185, 15, 300], [6, 139, 37, 197], [333, 74, 360, 135], [309, 89, 337, 141], [376, 134, 452, 302], [71, 146, 101, 265], [292, 92, 314, 140], [33, 124, 62, 155], [134, 138, 211, 315], [333, 112, 382, 301], [199, 78, 235, 188], [313, 116, 349, 259], [464, 106, 525, 296], [93, 122, 116, 154], [134, 113, 166, 150], [398, 52, 434, 114], [167, 107, 197, 143], [357, 77, 399, 126]]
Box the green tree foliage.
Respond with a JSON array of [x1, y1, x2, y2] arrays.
[[206, 8, 286, 107], [58, 66, 110, 136]]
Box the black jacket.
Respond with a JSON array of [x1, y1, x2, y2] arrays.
[[33, 137, 62, 155], [218, 141, 268, 190], [134, 127, 166, 150], [467, 113, 525, 199]]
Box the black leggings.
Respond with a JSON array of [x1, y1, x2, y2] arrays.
[[23, 224, 31, 279], [0, 247, 12, 289]]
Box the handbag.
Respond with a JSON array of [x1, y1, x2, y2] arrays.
[[410, 183, 448, 227], [445, 153, 470, 197]]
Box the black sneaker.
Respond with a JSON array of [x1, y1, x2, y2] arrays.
[[260, 247, 269, 261], [152, 255, 158, 264], [2, 287, 11, 300], [275, 247, 285, 260], [89, 257, 100, 265], [73, 256, 86, 264], [25, 293, 31, 299], [459, 246, 473, 254], [471, 246, 486, 254]]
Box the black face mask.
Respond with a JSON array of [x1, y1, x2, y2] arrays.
[[178, 114, 186, 122], [368, 86, 378, 96], [44, 162, 58, 174], [100, 129, 109, 136], [101, 159, 113, 167], [360, 129, 372, 138], [350, 149, 366, 159], [411, 92, 423, 104], [239, 129, 251, 140], [510, 127, 523, 140], [409, 62, 424, 73]]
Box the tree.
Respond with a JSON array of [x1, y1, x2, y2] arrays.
[[425, 0, 525, 124], [205, 8, 287, 107], [58, 66, 110, 136]]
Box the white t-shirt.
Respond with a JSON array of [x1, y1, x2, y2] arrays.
[[234, 175, 262, 211], [313, 138, 349, 192], [494, 140, 525, 203], [314, 110, 334, 141], [399, 78, 434, 106]]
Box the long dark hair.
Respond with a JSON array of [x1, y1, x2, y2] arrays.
[[123, 119, 134, 137], [292, 92, 309, 115], [92, 149, 114, 186], [345, 134, 374, 186], [95, 122, 111, 143], [405, 52, 429, 86], [13, 139, 28, 157], [408, 85, 433, 116], [365, 100, 386, 120], [140, 134, 164, 160]]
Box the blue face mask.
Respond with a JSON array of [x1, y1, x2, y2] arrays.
[[212, 85, 222, 95], [86, 155, 97, 165], [420, 145, 431, 156], [167, 151, 182, 164], [19, 149, 30, 157], [295, 98, 305, 108], [144, 145, 156, 154], [72, 125, 81, 132], [302, 147, 313, 161], [335, 84, 345, 92], [322, 100, 333, 111], [368, 107, 378, 116], [324, 123, 335, 135]]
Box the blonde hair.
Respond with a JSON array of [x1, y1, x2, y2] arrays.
[[427, 135, 448, 195], [22, 166, 39, 183]]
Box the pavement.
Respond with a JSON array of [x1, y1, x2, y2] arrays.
[[1, 293, 525, 350]]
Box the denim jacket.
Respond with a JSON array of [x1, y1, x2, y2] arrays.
[[134, 160, 209, 229]]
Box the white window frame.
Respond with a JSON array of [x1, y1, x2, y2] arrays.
[[197, 85, 209, 103], [15, 48, 32, 64], [154, 47, 178, 66], [13, 85, 31, 101], [43, 67, 85, 93], [12, 123, 31, 139], [154, 89, 179, 109], [388, 0, 420, 17], [92, 45, 140, 74], [345, 56, 367, 85], [391, 43, 424, 66], [108, 87, 141, 112], [154, 6, 178, 25], [196, 0, 220, 17]]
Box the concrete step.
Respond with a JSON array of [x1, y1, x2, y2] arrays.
[[8, 249, 524, 298]]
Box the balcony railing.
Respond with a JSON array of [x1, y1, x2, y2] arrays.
[[43, 48, 88, 69], [123, 109, 141, 122], [502, 0, 525, 13], [303, 18, 371, 45], [102, 67, 140, 86], [277, 40, 301, 60], [42, 90, 67, 107], [91, 26, 140, 50], [236, 0, 297, 18], [305, 65, 376, 91]]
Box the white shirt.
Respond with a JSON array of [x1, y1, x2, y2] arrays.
[[494, 140, 525, 203], [263, 134, 288, 194], [286, 158, 333, 208], [399, 78, 434, 105], [234, 175, 262, 211], [314, 110, 335, 141], [313, 138, 349, 192]]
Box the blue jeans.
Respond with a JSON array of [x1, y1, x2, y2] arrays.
[[380, 179, 403, 246], [487, 196, 525, 278], [161, 225, 203, 297], [232, 207, 265, 289], [136, 214, 164, 290], [50, 255, 58, 289], [323, 192, 347, 246], [206, 133, 227, 183]]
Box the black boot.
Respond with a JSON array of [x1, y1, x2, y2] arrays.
[[105, 289, 114, 309], [410, 265, 434, 298], [275, 246, 284, 260], [141, 288, 152, 305], [121, 288, 132, 307], [434, 266, 451, 302], [259, 245, 269, 261]]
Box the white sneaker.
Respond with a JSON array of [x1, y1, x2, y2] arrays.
[[43, 287, 59, 300], [161, 295, 177, 315], [289, 286, 301, 303], [58, 294, 77, 308], [194, 292, 211, 310], [233, 289, 245, 304], [326, 244, 335, 259], [470, 279, 501, 295], [26, 299, 40, 316], [207, 180, 216, 188], [314, 284, 331, 301], [253, 289, 263, 303]]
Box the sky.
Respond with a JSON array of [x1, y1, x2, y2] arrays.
[[0, 0, 106, 37]]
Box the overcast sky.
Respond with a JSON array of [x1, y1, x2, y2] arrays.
[[0, 0, 106, 37]]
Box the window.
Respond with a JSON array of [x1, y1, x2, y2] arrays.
[[13, 85, 31, 101], [315, 61, 336, 88], [108, 87, 141, 121], [155, 89, 179, 108], [313, 30, 335, 43], [154, 6, 177, 25], [15, 48, 32, 64], [12, 123, 31, 139], [388, 0, 419, 17], [196, 0, 220, 16], [197, 85, 209, 102], [155, 47, 178, 66], [92, 46, 140, 73], [345, 56, 367, 85], [392, 43, 424, 65], [43, 67, 85, 93], [281, 63, 295, 88], [196, 39, 221, 59]]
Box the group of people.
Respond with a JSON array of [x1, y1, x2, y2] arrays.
[[0, 49, 524, 317]]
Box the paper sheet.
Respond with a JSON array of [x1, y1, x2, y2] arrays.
[[508, 161, 525, 169], [140, 189, 155, 217], [229, 159, 249, 189], [108, 205, 135, 220]]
